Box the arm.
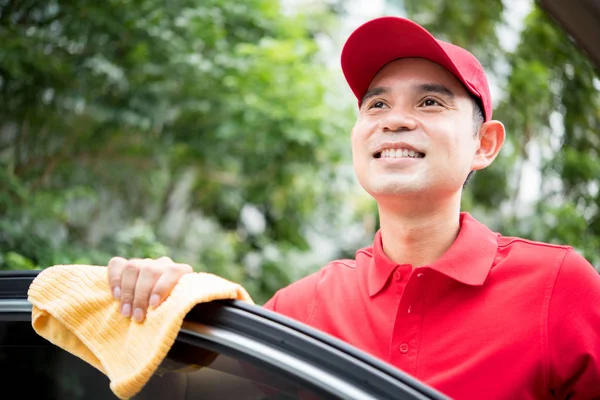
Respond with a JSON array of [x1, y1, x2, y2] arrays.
[[547, 249, 600, 399]]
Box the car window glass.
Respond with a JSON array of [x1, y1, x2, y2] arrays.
[[0, 319, 114, 398], [0, 319, 326, 400], [137, 337, 325, 400]]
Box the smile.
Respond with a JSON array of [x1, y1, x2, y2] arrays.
[[375, 149, 425, 159]]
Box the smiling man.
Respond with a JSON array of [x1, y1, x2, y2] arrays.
[[106, 17, 600, 399]]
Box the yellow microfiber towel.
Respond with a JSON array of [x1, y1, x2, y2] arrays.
[[27, 264, 254, 400]]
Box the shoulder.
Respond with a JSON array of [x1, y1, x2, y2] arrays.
[[277, 258, 358, 296], [262, 258, 358, 319], [495, 235, 578, 267], [552, 246, 600, 293], [489, 235, 600, 294], [497, 235, 573, 254], [496, 235, 599, 290]]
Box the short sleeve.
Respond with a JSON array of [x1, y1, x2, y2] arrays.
[[547, 248, 600, 399]]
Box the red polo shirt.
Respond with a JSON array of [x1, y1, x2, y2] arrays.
[[264, 212, 600, 400]]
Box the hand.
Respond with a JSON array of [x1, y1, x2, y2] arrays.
[[107, 256, 193, 322]]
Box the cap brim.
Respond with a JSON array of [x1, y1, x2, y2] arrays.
[[341, 17, 468, 106]]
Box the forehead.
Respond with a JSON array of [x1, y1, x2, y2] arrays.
[[368, 58, 468, 96]]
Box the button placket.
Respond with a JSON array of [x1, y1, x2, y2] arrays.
[[390, 269, 429, 372], [393, 264, 412, 285], [407, 270, 427, 314]]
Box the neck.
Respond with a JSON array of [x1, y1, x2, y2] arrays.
[[377, 194, 462, 267]]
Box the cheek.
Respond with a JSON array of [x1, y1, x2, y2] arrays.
[[350, 123, 368, 155], [351, 137, 366, 174], [350, 125, 371, 182], [429, 122, 475, 157]]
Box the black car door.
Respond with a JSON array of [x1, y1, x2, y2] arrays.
[[0, 270, 448, 400]]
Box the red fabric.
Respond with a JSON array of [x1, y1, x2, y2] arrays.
[[341, 17, 493, 121], [264, 212, 600, 400]]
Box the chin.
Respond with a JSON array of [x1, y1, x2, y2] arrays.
[[366, 183, 426, 198]]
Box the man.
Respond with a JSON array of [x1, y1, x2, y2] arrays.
[[106, 17, 600, 399]]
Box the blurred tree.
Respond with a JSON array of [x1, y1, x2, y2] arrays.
[[0, 0, 355, 303], [495, 6, 600, 266], [392, 0, 600, 268]]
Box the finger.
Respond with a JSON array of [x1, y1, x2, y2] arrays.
[[120, 259, 142, 318], [107, 257, 127, 300], [149, 263, 193, 309], [131, 264, 162, 322]]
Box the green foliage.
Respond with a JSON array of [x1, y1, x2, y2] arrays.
[[0, 0, 355, 303]]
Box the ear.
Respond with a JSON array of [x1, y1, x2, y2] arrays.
[[471, 120, 505, 171]]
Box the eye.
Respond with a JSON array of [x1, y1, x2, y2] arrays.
[[422, 98, 441, 107], [370, 101, 387, 109]]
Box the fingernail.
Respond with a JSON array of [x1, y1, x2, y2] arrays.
[[113, 287, 121, 300], [121, 303, 131, 318], [133, 308, 144, 322], [149, 294, 160, 308]]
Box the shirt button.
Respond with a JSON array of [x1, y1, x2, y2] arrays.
[[417, 272, 424, 278], [399, 343, 409, 353], [393, 271, 402, 281]]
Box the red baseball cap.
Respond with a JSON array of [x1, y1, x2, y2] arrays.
[[341, 16, 493, 121]]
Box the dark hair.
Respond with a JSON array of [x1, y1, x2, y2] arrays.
[[463, 96, 485, 187]]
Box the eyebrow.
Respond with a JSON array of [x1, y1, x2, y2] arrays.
[[359, 82, 457, 108], [360, 86, 391, 107], [415, 83, 455, 99]]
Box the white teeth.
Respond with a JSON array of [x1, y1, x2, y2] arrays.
[[380, 149, 424, 158]]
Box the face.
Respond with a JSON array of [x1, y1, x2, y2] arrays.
[[351, 58, 482, 202]]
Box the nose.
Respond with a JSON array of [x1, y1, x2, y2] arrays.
[[378, 106, 417, 133]]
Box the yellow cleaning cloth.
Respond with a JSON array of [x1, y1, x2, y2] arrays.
[[27, 264, 254, 399]]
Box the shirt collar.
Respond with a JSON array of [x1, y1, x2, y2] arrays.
[[367, 212, 499, 297]]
